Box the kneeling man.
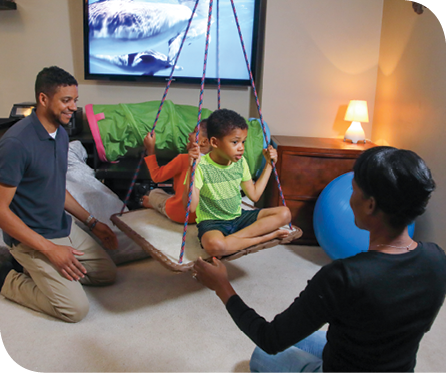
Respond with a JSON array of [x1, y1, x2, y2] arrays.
[[0, 66, 118, 323]]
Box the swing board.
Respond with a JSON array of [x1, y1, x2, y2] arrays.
[[110, 208, 303, 273]]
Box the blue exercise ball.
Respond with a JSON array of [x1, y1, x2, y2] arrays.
[[313, 172, 415, 260]]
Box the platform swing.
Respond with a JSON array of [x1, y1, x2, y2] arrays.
[[110, 0, 302, 272]]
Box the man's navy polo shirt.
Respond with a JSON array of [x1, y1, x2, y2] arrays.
[[0, 110, 72, 246]]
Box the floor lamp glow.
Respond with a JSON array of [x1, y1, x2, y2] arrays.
[[344, 100, 369, 144]]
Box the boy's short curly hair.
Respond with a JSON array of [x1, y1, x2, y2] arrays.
[[199, 118, 208, 138], [35, 66, 78, 102], [207, 109, 247, 140], [353, 146, 435, 228]]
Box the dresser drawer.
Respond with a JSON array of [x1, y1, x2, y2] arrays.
[[264, 136, 375, 246], [279, 152, 356, 199], [286, 199, 317, 244]]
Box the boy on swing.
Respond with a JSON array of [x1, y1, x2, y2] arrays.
[[184, 109, 298, 257], [142, 119, 212, 224]]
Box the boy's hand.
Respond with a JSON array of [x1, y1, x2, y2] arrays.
[[188, 142, 201, 166], [263, 145, 278, 164], [144, 132, 156, 155]]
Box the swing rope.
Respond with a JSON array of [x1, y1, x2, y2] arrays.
[[119, 0, 200, 215], [217, 0, 221, 109], [180, 0, 214, 264], [118, 0, 291, 265], [229, 0, 291, 229]]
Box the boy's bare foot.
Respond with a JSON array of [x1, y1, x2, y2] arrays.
[[279, 227, 303, 244], [274, 229, 290, 240], [142, 195, 153, 209], [248, 228, 289, 244]]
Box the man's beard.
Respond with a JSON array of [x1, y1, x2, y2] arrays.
[[51, 111, 70, 127]]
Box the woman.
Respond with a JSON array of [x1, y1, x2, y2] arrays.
[[193, 146, 446, 372]]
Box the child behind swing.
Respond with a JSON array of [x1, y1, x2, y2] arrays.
[[142, 119, 212, 224], [184, 108, 299, 257]]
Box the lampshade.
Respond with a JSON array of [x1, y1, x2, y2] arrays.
[[344, 100, 368, 144], [344, 100, 369, 123]]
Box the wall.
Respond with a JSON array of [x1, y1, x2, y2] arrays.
[[261, 0, 383, 139], [373, 0, 446, 247], [0, 0, 384, 139], [0, 0, 251, 118]]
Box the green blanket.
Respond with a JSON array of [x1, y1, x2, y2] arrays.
[[88, 100, 268, 178]]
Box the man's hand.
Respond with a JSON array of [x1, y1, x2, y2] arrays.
[[44, 244, 87, 281], [91, 222, 118, 250]]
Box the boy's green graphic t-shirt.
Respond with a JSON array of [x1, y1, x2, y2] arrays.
[[194, 154, 252, 224]]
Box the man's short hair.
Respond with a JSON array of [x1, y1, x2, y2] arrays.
[[207, 109, 248, 140], [35, 66, 78, 102]]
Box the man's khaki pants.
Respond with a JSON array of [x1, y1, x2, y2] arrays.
[[1, 221, 116, 323]]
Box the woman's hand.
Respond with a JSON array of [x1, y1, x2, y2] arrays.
[[193, 257, 236, 304]]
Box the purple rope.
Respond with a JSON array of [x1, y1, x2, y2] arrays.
[[217, 0, 221, 109], [180, 0, 214, 264], [229, 0, 291, 229], [119, 151, 145, 215], [149, 0, 199, 137], [120, 1, 200, 215]]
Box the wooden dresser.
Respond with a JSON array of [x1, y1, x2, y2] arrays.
[[264, 136, 376, 245]]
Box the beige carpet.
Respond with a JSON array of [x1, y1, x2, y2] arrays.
[[1, 244, 445, 372]]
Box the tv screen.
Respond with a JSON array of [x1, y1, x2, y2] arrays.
[[83, 0, 264, 86]]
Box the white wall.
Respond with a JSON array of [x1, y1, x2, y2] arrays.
[[3, 0, 445, 245], [0, 0, 384, 139], [0, 0, 251, 118], [261, 0, 383, 139], [373, 0, 446, 247]]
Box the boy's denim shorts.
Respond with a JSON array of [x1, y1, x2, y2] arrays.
[[197, 209, 260, 241]]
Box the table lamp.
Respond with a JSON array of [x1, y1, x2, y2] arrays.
[[344, 100, 368, 144]]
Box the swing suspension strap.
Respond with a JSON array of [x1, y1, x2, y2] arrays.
[[217, 0, 221, 109], [119, 0, 200, 215], [119, 0, 290, 264], [180, 0, 215, 264], [180, 0, 291, 263], [229, 0, 291, 229]]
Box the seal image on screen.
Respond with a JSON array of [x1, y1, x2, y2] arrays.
[[88, 0, 210, 62], [91, 50, 183, 75]]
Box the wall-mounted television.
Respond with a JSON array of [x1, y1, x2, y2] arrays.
[[83, 0, 265, 86]]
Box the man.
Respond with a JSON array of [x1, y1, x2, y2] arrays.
[[0, 66, 118, 323]]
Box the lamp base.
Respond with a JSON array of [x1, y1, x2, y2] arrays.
[[343, 138, 366, 144], [344, 121, 366, 144]]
